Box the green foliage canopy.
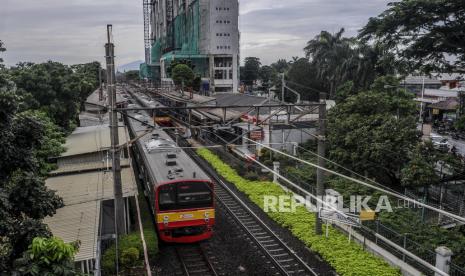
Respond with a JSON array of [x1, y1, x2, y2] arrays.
[[171, 64, 195, 87], [359, 0, 465, 73], [13, 237, 80, 276], [327, 76, 419, 186], [304, 28, 396, 98], [9, 61, 99, 130], [242, 57, 261, 85]]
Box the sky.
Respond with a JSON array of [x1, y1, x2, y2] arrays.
[[0, 0, 393, 67]]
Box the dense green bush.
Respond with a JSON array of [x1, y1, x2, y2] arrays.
[[197, 148, 401, 276], [13, 237, 80, 275], [137, 191, 158, 259], [102, 233, 144, 275], [121, 247, 140, 269]]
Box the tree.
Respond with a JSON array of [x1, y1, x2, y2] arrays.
[[242, 57, 261, 86], [171, 64, 195, 88], [0, 77, 63, 272], [123, 70, 140, 82], [167, 59, 195, 77], [13, 237, 80, 276], [270, 59, 289, 73], [8, 61, 100, 131], [304, 28, 396, 98], [401, 142, 439, 190], [0, 40, 5, 68], [71, 62, 101, 110], [327, 76, 419, 186], [285, 58, 325, 102], [258, 65, 276, 90], [359, 0, 465, 73]]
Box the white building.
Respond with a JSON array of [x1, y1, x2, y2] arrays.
[[150, 0, 240, 93]]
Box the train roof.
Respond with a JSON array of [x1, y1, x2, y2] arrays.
[[126, 95, 210, 186]]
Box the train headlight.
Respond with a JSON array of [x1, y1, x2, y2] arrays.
[[204, 212, 210, 222], [163, 215, 169, 225]]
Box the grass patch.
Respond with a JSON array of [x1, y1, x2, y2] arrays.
[[137, 190, 158, 260], [197, 148, 401, 276]]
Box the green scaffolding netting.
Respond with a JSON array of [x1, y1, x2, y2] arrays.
[[139, 63, 149, 79], [152, 0, 208, 78]]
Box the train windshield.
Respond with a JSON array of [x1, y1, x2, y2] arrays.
[[158, 182, 213, 211]]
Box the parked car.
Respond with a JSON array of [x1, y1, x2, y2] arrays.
[[431, 135, 450, 151]]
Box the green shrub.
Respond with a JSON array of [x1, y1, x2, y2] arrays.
[[137, 191, 158, 260], [244, 171, 259, 181], [102, 233, 144, 275], [197, 148, 401, 276], [121, 247, 140, 268]]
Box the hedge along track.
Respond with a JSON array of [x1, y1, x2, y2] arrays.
[[177, 138, 318, 276], [175, 243, 219, 276]]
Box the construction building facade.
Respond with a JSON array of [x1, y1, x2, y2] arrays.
[[147, 0, 240, 93]]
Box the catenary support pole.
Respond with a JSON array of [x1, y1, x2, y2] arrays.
[[105, 24, 126, 239], [315, 92, 327, 235], [281, 73, 285, 102]]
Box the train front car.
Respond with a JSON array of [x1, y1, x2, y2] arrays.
[[126, 92, 215, 243], [144, 133, 215, 243], [156, 179, 215, 243]]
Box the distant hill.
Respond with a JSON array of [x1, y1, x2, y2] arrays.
[[117, 60, 143, 72]]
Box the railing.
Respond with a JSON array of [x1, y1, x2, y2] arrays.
[[213, 147, 465, 275], [451, 263, 465, 276]]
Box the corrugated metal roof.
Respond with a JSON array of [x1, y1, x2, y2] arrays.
[[45, 168, 137, 262], [46, 168, 137, 206], [424, 89, 458, 98], [51, 159, 131, 175], [61, 125, 127, 157], [44, 201, 100, 262]]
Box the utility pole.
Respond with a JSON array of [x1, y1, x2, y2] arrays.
[[281, 73, 285, 103], [315, 92, 327, 235], [420, 76, 426, 136], [105, 24, 126, 238], [99, 65, 103, 102]]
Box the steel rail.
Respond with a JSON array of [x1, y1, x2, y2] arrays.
[[179, 138, 318, 276], [175, 244, 219, 276]]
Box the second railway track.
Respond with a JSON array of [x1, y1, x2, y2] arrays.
[[178, 138, 318, 276], [175, 243, 219, 276]]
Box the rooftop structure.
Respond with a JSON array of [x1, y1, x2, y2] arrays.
[[147, 0, 240, 93], [44, 88, 137, 274]]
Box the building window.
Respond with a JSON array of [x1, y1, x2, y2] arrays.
[[229, 70, 233, 79], [214, 70, 224, 79], [214, 57, 233, 68]]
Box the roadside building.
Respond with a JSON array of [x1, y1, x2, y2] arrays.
[[148, 0, 240, 93], [43, 89, 137, 275]]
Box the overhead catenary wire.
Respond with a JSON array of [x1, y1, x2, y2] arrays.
[[203, 129, 449, 276], [133, 88, 465, 223], [234, 133, 465, 225]]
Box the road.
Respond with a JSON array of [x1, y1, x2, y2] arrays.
[[431, 132, 465, 157]]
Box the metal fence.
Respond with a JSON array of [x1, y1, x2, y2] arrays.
[[214, 149, 465, 275], [278, 167, 465, 276]]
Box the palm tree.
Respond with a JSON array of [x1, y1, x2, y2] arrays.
[[304, 28, 354, 97], [304, 29, 394, 98]]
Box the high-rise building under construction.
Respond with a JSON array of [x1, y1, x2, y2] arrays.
[[147, 0, 240, 93]]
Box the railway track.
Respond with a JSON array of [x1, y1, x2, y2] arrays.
[[126, 89, 322, 275], [178, 139, 318, 276], [175, 244, 219, 276]]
